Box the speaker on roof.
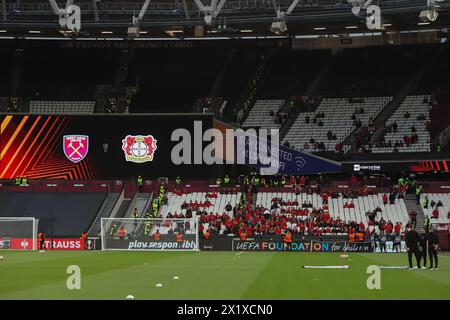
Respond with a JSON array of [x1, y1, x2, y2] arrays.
[[419, 9, 438, 22], [195, 25, 204, 38], [127, 26, 140, 38]]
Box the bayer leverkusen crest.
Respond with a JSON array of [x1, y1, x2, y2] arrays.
[[63, 135, 89, 163], [122, 135, 157, 163]]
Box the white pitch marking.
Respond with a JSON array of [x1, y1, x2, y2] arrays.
[[173, 276, 179, 280], [126, 295, 135, 299], [155, 283, 163, 287], [236, 252, 245, 256], [303, 265, 350, 269], [378, 266, 408, 269]]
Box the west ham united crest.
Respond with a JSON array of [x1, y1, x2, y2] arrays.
[[122, 135, 157, 163], [63, 135, 89, 163]]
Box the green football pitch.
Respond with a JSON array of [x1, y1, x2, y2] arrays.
[[0, 250, 449, 300]]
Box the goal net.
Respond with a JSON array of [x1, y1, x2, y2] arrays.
[[100, 217, 199, 251], [0, 217, 39, 250]]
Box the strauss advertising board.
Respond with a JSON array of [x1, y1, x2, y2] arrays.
[[0, 237, 84, 250]]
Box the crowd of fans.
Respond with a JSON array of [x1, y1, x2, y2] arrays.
[[160, 173, 433, 242]]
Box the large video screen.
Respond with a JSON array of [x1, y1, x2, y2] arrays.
[[0, 114, 213, 179]]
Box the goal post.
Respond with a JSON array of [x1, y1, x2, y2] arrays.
[[0, 217, 39, 250], [100, 217, 199, 251]]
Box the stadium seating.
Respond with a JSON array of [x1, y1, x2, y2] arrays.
[[373, 95, 431, 153], [241, 99, 285, 129], [29, 100, 96, 114], [255, 192, 410, 228], [283, 96, 392, 152], [160, 192, 241, 218], [420, 193, 450, 224], [0, 192, 107, 236]]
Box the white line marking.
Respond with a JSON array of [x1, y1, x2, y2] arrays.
[[303, 265, 350, 269], [236, 252, 245, 256], [378, 266, 408, 269]]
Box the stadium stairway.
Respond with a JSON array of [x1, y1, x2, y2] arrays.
[[125, 193, 152, 218], [403, 194, 425, 231], [115, 199, 131, 218], [88, 192, 121, 236]]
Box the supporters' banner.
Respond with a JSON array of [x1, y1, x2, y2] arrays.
[[44, 238, 84, 250], [373, 241, 407, 253], [232, 240, 372, 252]]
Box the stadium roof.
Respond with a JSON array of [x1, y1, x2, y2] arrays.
[[0, 0, 449, 39]]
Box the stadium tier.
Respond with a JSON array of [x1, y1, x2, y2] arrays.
[[1, 178, 449, 245], [283, 96, 392, 152]]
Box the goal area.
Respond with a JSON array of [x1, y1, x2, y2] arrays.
[[0, 217, 39, 250], [100, 217, 199, 251]]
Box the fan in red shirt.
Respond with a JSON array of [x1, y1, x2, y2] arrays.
[[385, 222, 393, 234], [299, 176, 306, 186], [358, 222, 365, 231], [394, 222, 401, 234], [383, 194, 388, 205], [432, 208, 439, 219]]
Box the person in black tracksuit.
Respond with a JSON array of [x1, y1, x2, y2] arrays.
[[405, 227, 421, 269], [419, 232, 428, 269], [379, 231, 387, 253], [427, 229, 439, 270]]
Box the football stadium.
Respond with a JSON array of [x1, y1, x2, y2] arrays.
[[0, 0, 449, 307]]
